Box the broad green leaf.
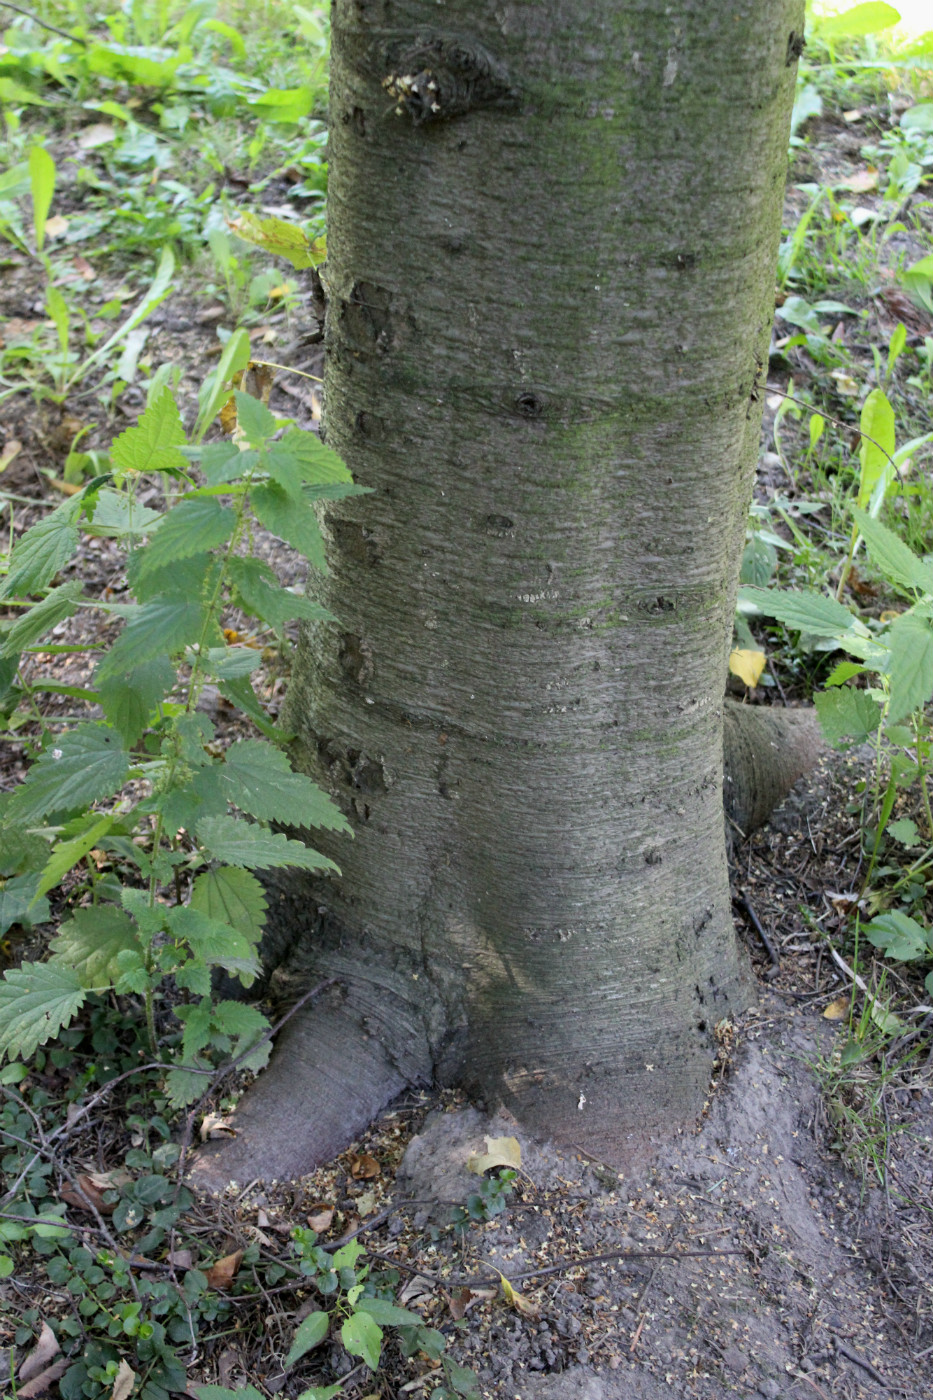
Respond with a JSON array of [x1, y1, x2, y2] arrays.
[[0, 580, 82, 658], [197, 440, 255, 486], [0, 828, 48, 878], [857, 389, 896, 509], [211, 999, 268, 1040], [0, 962, 86, 1062], [0, 874, 50, 938], [166, 905, 259, 966], [293, 1387, 343, 1400], [340, 1310, 382, 1372], [164, 1066, 209, 1107], [110, 389, 187, 476], [740, 536, 777, 587], [0, 502, 81, 598], [159, 765, 227, 836], [96, 596, 206, 679], [278, 428, 352, 486], [814, 687, 882, 745], [84, 487, 164, 538], [902, 103, 933, 133], [824, 660, 865, 686], [234, 391, 276, 447], [29, 145, 55, 251], [355, 1298, 425, 1328], [196, 816, 339, 873], [851, 507, 933, 596], [130, 550, 218, 604], [285, 1311, 330, 1368], [864, 911, 931, 962], [99, 655, 175, 746], [33, 814, 113, 903], [137, 498, 236, 578], [739, 587, 857, 638], [218, 674, 285, 740], [8, 724, 129, 823], [886, 613, 933, 722], [175, 1000, 213, 1060], [246, 87, 314, 122], [49, 905, 142, 987], [220, 740, 351, 832], [250, 482, 327, 572], [886, 818, 920, 846], [190, 867, 267, 942], [228, 557, 334, 628], [229, 211, 324, 267], [813, 3, 901, 39], [203, 646, 262, 681]]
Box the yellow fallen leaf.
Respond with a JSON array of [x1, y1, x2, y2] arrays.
[[728, 648, 766, 688], [0, 439, 23, 472], [823, 996, 849, 1020], [879, 610, 902, 623], [467, 1135, 521, 1175], [497, 1270, 538, 1318]]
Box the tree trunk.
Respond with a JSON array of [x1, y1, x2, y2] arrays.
[[193, 0, 806, 1188]]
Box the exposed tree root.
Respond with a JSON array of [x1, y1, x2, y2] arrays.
[[190, 702, 824, 1189]]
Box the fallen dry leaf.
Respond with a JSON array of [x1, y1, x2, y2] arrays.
[[109, 1359, 136, 1400], [823, 996, 850, 1020], [0, 439, 23, 472], [497, 1271, 538, 1319], [349, 1153, 380, 1180], [467, 1135, 521, 1176], [168, 1247, 193, 1270], [18, 1322, 59, 1383], [78, 122, 116, 149], [355, 1189, 377, 1218], [200, 1112, 236, 1142], [307, 1204, 334, 1233], [45, 214, 69, 238], [837, 168, 878, 193], [728, 648, 766, 688], [72, 255, 96, 281], [205, 1249, 244, 1290], [17, 1359, 70, 1399]]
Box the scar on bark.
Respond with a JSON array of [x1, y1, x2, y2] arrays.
[[382, 35, 520, 124], [189, 700, 823, 1191]]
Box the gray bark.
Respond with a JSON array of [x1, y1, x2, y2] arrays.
[[193, 0, 806, 1187]]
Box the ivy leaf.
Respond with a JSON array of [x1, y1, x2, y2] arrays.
[[190, 867, 267, 942], [110, 387, 189, 476], [196, 816, 339, 873], [220, 740, 351, 832], [33, 814, 113, 903], [341, 1310, 383, 1372], [740, 587, 857, 638], [137, 499, 237, 578], [228, 557, 334, 628], [250, 482, 327, 573], [49, 906, 143, 987], [0, 500, 81, 599], [8, 724, 129, 823], [285, 1311, 330, 1368], [0, 581, 83, 658], [97, 597, 206, 679], [0, 875, 50, 938], [98, 655, 175, 746], [0, 962, 86, 1061], [886, 613, 933, 723]]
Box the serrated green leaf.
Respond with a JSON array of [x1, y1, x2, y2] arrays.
[[164, 1065, 209, 1107], [166, 905, 259, 968], [234, 391, 276, 447], [1, 581, 82, 658], [285, 1311, 330, 1368], [99, 655, 175, 746], [49, 906, 143, 987], [137, 498, 236, 578], [857, 388, 896, 509], [851, 507, 933, 596], [196, 816, 339, 873], [0, 829, 48, 878], [129, 549, 217, 604], [251, 482, 327, 572], [814, 687, 882, 745], [341, 1310, 382, 1371], [864, 911, 931, 962], [159, 765, 227, 836], [0, 501, 81, 599], [217, 673, 284, 740], [97, 597, 206, 679], [203, 646, 262, 680], [190, 867, 267, 942], [33, 814, 113, 904], [886, 613, 933, 722], [740, 587, 857, 638], [110, 387, 188, 476], [279, 428, 352, 485], [228, 557, 335, 628], [220, 740, 351, 832], [175, 1000, 213, 1060], [211, 999, 268, 1040], [84, 488, 164, 539], [197, 441, 257, 486], [0, 875, 50, 937], [0, 962, 86, 1062], [8, 724, 129, 823], [196, 1388, 266, 1400], [824, 660, 866, 687]]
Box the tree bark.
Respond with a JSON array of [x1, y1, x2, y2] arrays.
[[193, 0, 806, 1187]]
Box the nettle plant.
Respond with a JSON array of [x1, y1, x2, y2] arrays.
[[0, 353, 361, 1101]]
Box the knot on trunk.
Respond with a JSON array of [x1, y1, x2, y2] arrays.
[[382, 36, 519, 123]]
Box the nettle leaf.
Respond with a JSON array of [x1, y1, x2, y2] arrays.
[[864, 911, 932, 962], [97, 597, 206, 679], [0, 581, 83, 658], [83, 487, 164, 539], [250, 482, 327, 573], [211, 1000, 268, 1042], [852, 508, 933, 596], [99, 655, 175, 746], [129, 550, 217, 605], [166, 905, 259, 969], [196, 441, 258, 486], [234, 391, 276, 447], [196, 816, 339, 873], [285, 1311, 330, 1369], [8, 725, 129, 823], [203, 646, 262, 681], [218, 674, 284, 740], [49, 906, 143, 987], [0, 828, 49, 878], [740, 587, 857, 638], [190, 867, 267, 942], [814, 687, 882, 745], [110, 387, 188, 476], [228, 557, 335, 628], [34, 814, 113, 903], [220, 740, 351, 832], [0, 500, 81, 599], [341, 1310, 383, 1372], [279, 428, 352, 486], [0, 962, 86, 1062], [159, 765, 227, 836], [0, 875, 50, 938], [137, 499, 237, 578], [886, 613, 933, 722]]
